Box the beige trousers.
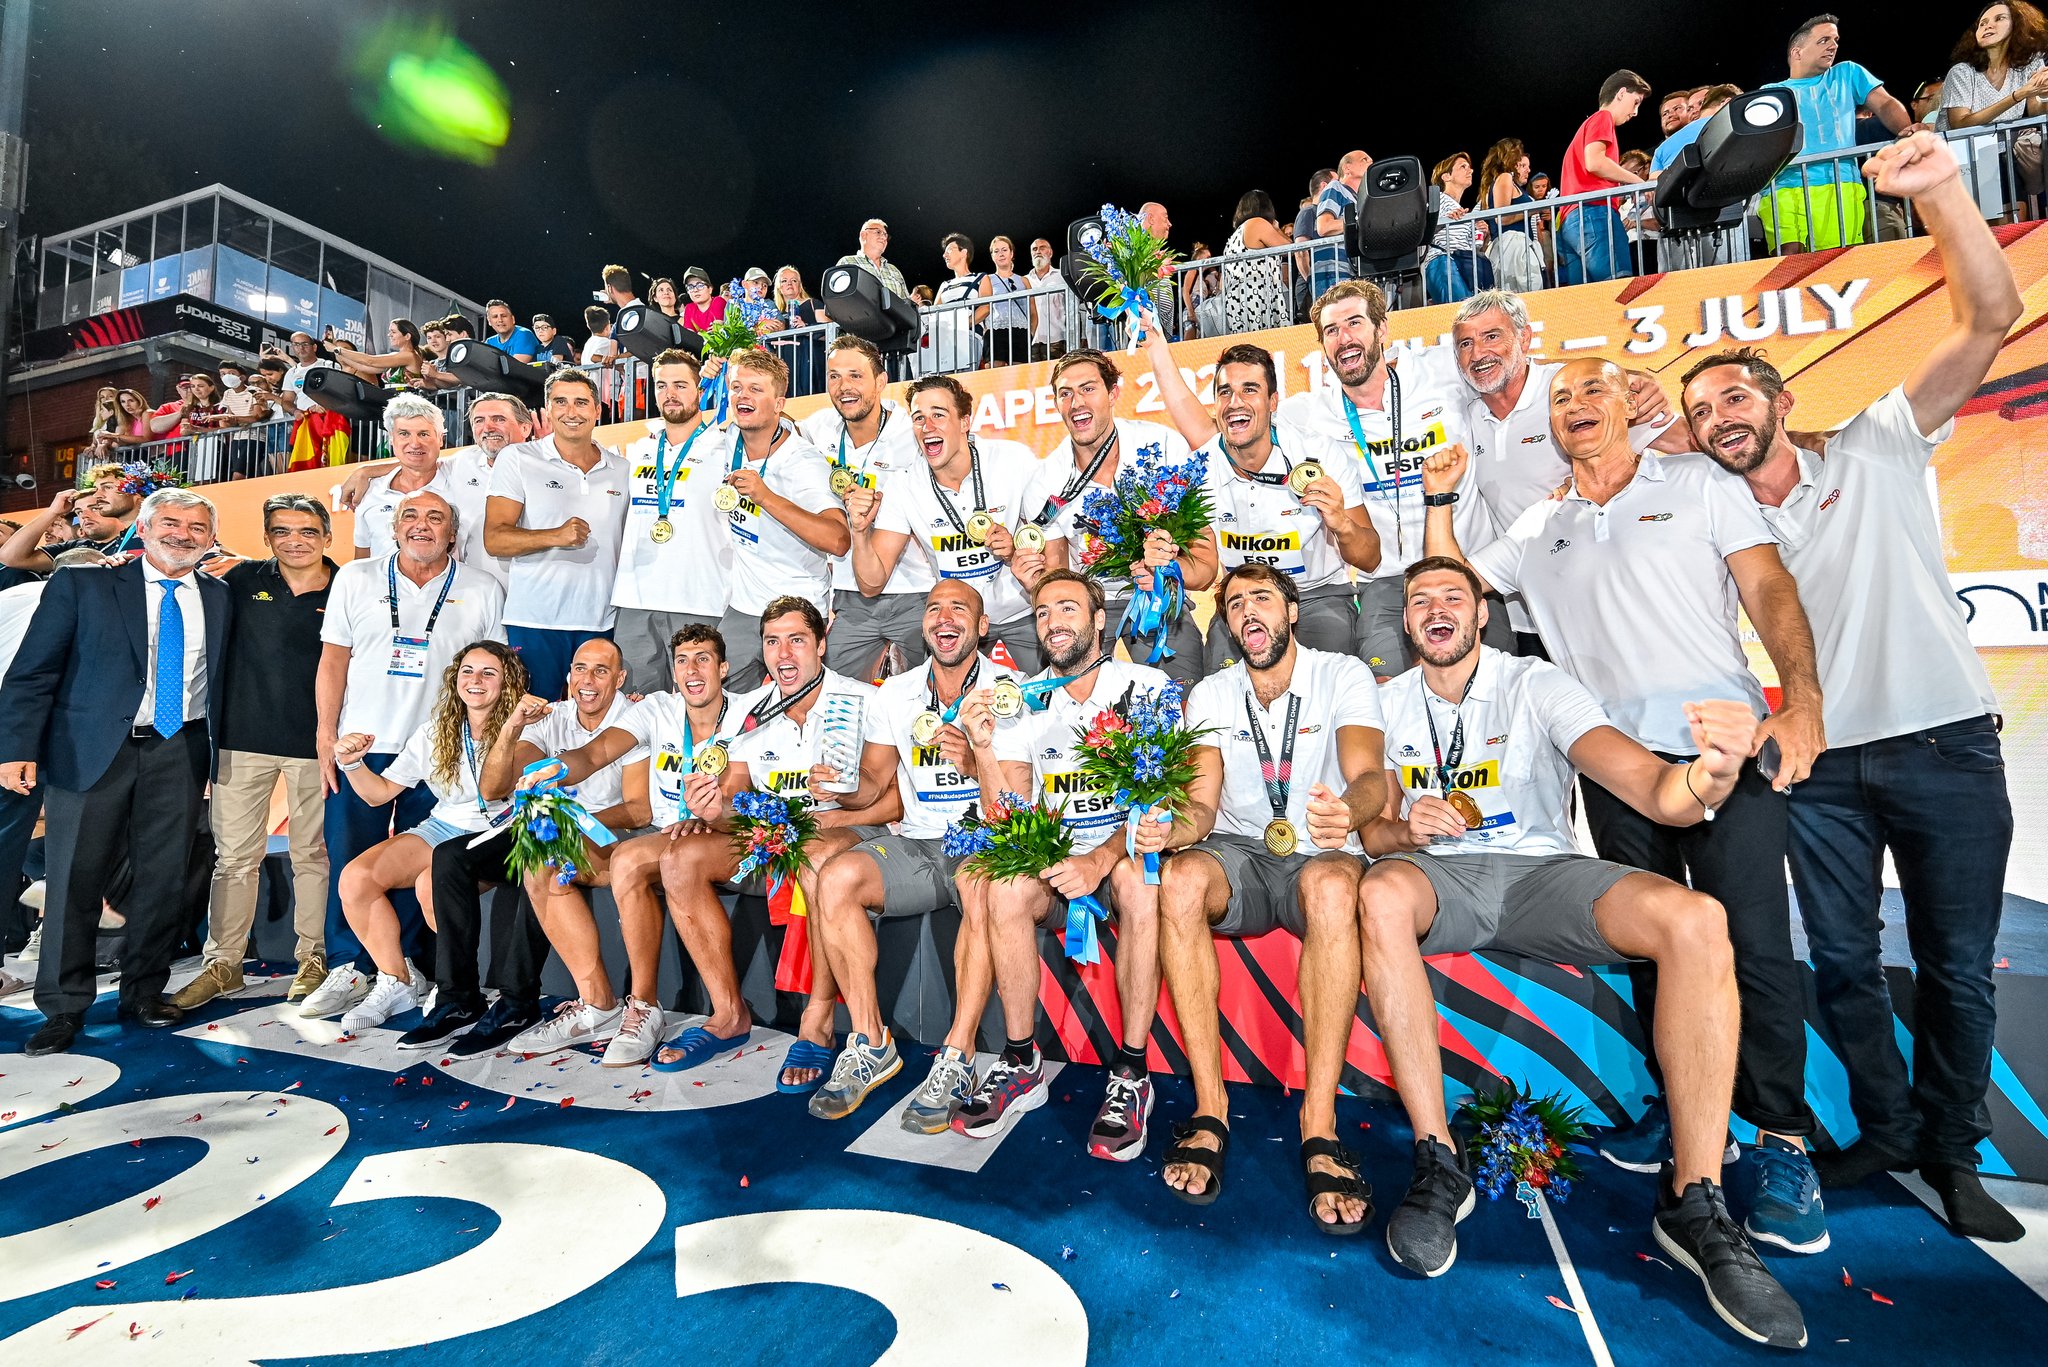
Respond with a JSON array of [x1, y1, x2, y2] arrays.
[[206, 750, 329, 965]]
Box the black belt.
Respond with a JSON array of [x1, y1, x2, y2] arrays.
[[130, 720, 199, 741]]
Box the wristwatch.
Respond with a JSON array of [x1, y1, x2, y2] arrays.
[[1423, 491, 1459, 507]]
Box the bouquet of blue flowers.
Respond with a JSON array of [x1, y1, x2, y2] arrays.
[[944, 792, 1075, 882], [117, 459, 187, 498], [1073, 683, 1212, 885], [1075, 443, 1212, 584], [1075, 203, 1178, 344], [730, 788, 817, 887], [1460, 1082, 1588, 1204], [504, 775, 616, 887]]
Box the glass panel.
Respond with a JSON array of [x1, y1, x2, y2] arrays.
[[216, 198, 270, 260], [268, 222, 322, 336], [184, 195, 216, 250], [87, 227, 124, 314], [322, 249, 368, 301]]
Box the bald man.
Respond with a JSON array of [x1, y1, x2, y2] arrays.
[[1312, 151, 1373, 296], [1418, 357, 1839, 1257]]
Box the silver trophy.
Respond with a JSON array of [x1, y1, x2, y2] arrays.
[[816, 690, 867, 794]]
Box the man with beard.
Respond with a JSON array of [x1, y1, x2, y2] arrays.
[[1679, 132, 2023, 1243], [353, 396, 453, 562], [1154, 564, 1386, 1224], [1032, 349, 1216, 689], [0, 464, 146, 572], [1278, 281, 1495, 677], [1355, 558, 1806, 1351], [711, 350, 850, 691], [798, 336, 931, 678], [850, 374, 1044, 672], [968, 571, 1172, 1156], [0, 490, 232, 1055], [1421, 360, 1835, 1258], [1141, 329, 1379, 670], [610, 351, 732, 688], [808, 580, 1028, 1124]]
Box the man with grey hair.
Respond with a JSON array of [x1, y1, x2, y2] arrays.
[[176, 493, 339, 1008], [1313, 152, 1372, 296], [355, 394, 452, 561], [835, 218, 912, 301], [0, 489, 232, 1055]]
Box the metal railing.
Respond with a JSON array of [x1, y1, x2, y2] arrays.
[[78, 412, 386, 484]]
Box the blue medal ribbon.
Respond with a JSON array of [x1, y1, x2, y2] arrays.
[[511, 757, 619, 848], [1123, 802, 1173, 886], [1114, 560, 1184, 666], [653, 421, 708, 521], [1341, 366, 1405, 554], [699, 365, 732, 425], [1021, 653, 1110, 713], [1063, 892, 1110, 964]]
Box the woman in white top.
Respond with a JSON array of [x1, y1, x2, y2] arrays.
[[977, 235, 1032, 367], [929, 232, 984, 374], [1221, 190, 1291, 335], [325, 641, 528, 1034], [1424, 152, 1495, 304], [1943, 0, 2048, 219]]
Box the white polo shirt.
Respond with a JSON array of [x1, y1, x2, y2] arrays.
[[724, 670, 877, 811], [487, 435, 631, 631], [353, 466, 453, 561], [526, 692, 644, 817], [1752, 387, 1996, 748], [383, 720, 512, 833], [797, 400, 931, 597], [866, 654, 1031, 839], [720, 425, 842, 617], [1380, 647, 1613, 858], [1278, 346, 1491, 578], [612, 420, 734, 616], [618, 688, 739, 829], [320, 554, 506, 754], [1470, 452, 1772, 755], [1034, 418, 1191, 595], [873, 437, 1040, 624], [1201, 419, 1363, 591], [1186, 646, 1383, 854], [999, 658, 1171, 854], [441, 447, 514, 590]]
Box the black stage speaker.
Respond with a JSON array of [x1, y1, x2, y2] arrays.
[[441, 338, 548, 401], [1063, 214, 1107, 317], [1345, 156, 1432, 276], [1657, 88, 1803, 234], [301, 366, 396, 424], [819, 264, 920, 348], [614, 303, 703, 365]]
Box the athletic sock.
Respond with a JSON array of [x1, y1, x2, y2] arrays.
[[1114, 1043, 1148, 1077], [1924, 1163, 2025, 1242], [1002, 1036, 1036, 1068]]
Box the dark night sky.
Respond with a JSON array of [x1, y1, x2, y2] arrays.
[[21, 2, 1952, 329]]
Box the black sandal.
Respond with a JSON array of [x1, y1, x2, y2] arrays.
[[1301, 1136, 1372, 1236], [1163, 1115, 1230, 1206]]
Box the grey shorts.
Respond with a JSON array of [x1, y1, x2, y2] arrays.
[[848, 833, 962, 917], [828, 590, 929, 679], [1179, 832, 1357, 938], [985, 613, 1041, 675], [1205, 580, 1357, 673], [1106, 595, 1206, 690], [1383, 850, 1634, 964]]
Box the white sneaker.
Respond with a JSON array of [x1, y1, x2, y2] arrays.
[[17, 923, 40, 962], [339, 973, 419, 1034], [406, 959, 435, 1016], [300, 963, 371, 1018], [600, 998, 665, 1068], [507, 999, 624, 1054], [20, 881, 44, 912]]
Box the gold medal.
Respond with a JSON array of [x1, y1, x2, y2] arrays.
[[965, 510, 995, 544], [1445, 790, 1484, 830], [911, 710, 943, 746], [713, 483, 742, 513], [1013, 522, 1047, 553], [1287, 461, 1324, 496], [1263, 818, 1299, 857], [988, 677, 1024, 718], [829, 467, 858, 497], [650, 518, 674, 544], [694, 742, 729, 777]]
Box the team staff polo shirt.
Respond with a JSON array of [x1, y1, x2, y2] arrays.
[[1379, 647, 1613, 858], [441, 447, 515, 590], [612, 420, 734, 616], [1034, 418, 1191, 596], [487, 435, 631, 631], [353, 468, 454, 561], [999, 658, 1171, 854], [1278, 347, 1492, 579], [797, 401, 933, 597], [527, 693, 644, 817], [1468, 452, 1772, 755], [1185, 646, 1383, 854], [1751, 386, 1996, 748], [873, 437, 1042, 624], [618, 689, 740, 829], [382, 720, 513, 833], [724, 670, 878, 812], [866, 655, 1031, 840], [720, 424, 841, 617], [1200, 418, 1362, 591], [218, 556, 335, 759], [320, 553, 506, 755]]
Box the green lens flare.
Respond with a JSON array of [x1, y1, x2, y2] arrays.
[[350, 20, 510, 166]]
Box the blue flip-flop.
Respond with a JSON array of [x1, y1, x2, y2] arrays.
[[650, 1025, 752, 1073], [776, 1039, 836, 1093]]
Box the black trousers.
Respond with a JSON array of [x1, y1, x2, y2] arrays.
[[1581, 756, 1816, 1138], [430, 825, 550, 1003], [36, 723, 209, 1018], [0, 782, 40, 951]]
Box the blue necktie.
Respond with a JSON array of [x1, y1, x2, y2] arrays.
[[153, 579, 185, 739]]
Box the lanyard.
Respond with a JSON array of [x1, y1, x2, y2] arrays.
[[1243, 691, 1301, 824], [1232, 434, 1295, 487], [653, 421, 709, 519], [1022, 652, 1112, 712], [726, 670, 824, 741], [1030, 427, 1119, 528], [730, 426, 781, 480], [1342, 366, 1404, 552], [1423, 666, 1479, 793], [460, 725, 487, 814], [835, 407, 891, 471], [927, 439, 988, 536], [926, 658, 982, 724], [387, 555, 458, 639], [111, 522, 139, 554], [681, 696, 730, 762]]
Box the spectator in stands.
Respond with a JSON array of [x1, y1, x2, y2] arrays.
[[681, 266, 727, 331], [333, 319, 428, 387], [531, 313, 577, 364], [837, 217, 912, 300], [1140, 202, 1180, 339], [739, 267, 788, 333], [975, 236, 1031, 366], [649, 277, 682, 321], [1313, 151, 1370, 297], [1481, 139, 1544, 291], [281, 330, 330, 416], [932, 233, 983, 372], [483, 300, 540, 362], [1220, 190, 1292, 334], [579, 303, 621, 412], [1292, 169, 1337, 318], [1027, 238, 1069, 361], [1183, 242, 1217, 337], [1766, 14, 1913, 252], [1942, 1, 2048, 222], [0, 464, 143, 573], [1654, 84, 1742, 173], [770, 265, 824, 395], [355, 395, 451, 561], [1560, 69, 1651, 283], [910, 283, 935, 306], [442, 315, 476, 344], [600, 263, 640, 312], [1424, 153, 1492, 303], [1620, 148, 1661, 260], [1659, 90, 1692, 137], [216, 361, 283, 479]]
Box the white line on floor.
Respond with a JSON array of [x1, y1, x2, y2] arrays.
[[1891, 1170, 2048, 1304], [1537, 1190, 1617, 1367]]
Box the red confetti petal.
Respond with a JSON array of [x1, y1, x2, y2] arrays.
[[323, 1125, 340, 1136], [739, 1175, 750, 1188], [67, 1311, 113, 1339], [453, 1101, 470, 1111], [283, 1081, 302, 1092], [143, 1196, 161, 1211], [1841, 1266, 1853, 1287], [1546, 1295, 1575, 1312], [559, 1097, 576, 1108], [439, 1058, 454, 1066], [391, 1077, 407, 1086], [1995, 957, 2011, 970], [128, 1139, 140, 1147], [181, 1114, 202, 1124], [420, 1076, 433, 1086], [64, 1076, 83, 1086], [126, 1321, 145, 1340], [38, 1139, 65, 1150], [164, 1269, 192, 1284], [94, 1280, 116, 1290], [499, 1097, 517, 1111], [205, 1024, 219, 1032], [1864, 1288, 1893, 1306], [0, 1112, 15, 1122]]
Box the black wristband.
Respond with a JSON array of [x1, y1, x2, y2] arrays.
[[1423, 491, 1458, 507]]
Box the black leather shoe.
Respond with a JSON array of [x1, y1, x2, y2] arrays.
[[26, 1012, 83, 1056], [119, 998, 184, 1029]]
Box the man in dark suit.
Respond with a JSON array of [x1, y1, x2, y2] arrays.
[[0, 488, 232, 1055]]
